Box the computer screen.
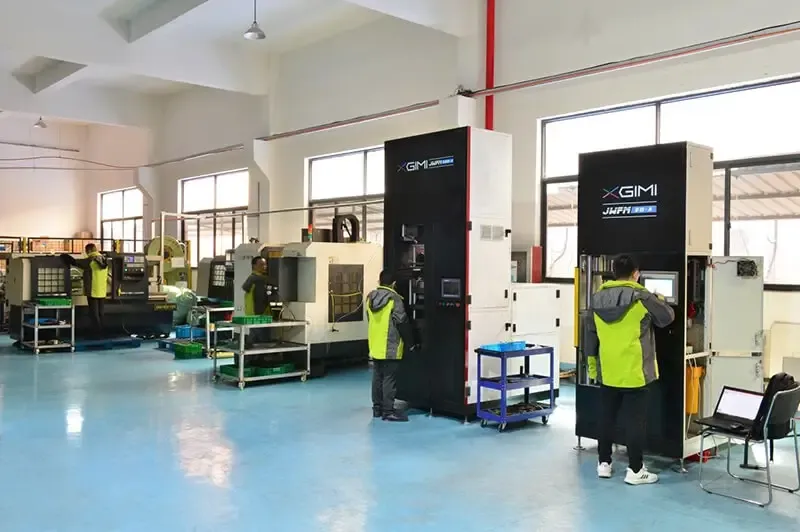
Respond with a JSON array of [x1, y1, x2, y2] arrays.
[[716, 388, 762, 420], [643, 278, 674, 299]]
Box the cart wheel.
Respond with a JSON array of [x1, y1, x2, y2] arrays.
[[480, 420, 488, 428], [70, 347, 75, 353], [212, 375, 219, 383], [301, 374, 308, 382], [541, 416, 549, 425], [34, 349, 40, 355], [498, 423, 507, 432], [238, 382, 245, 391]]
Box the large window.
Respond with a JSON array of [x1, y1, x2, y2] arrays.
[[540, 77, 800, 288], [100, 188, 144, 252], [308, 148, 384, 244], [180, 170, 248, 265]]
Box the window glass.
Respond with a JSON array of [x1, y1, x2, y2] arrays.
[[101, 191, 124, 220], [215, 171, 249, 209], [310, 152, 365, 200], [544, 182, 578, 278], [182, 176, 215, 212], [366, 149, 385, 195], [134, 219, 144, 252], [661, 82, 800, 161], [365, 202, 384, 245], [215, 216, 235, 256], [197, 219, 214, 263], [728, 165, 800, 284], [543, 106, 656, 177], [123, 188, 144, 218]]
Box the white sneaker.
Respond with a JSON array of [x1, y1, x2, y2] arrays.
[[624, 467, 659, 485], [597, 462, 613, 479]]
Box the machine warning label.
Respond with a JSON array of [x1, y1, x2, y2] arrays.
[[397, 156, 454, 173]]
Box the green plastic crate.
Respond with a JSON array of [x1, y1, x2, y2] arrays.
[[232, 315, 273, 325], [37, 298, 72, 307], [219, 364, 255, 378], [254, 363, 295, 377], [174, 341, 204, 359]]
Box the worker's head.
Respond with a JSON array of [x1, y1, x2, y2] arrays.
[[613, 255, 639, 282], [251, 256, 266, 273], [379, 270, 396, 288], [85, 243, 97, 255]]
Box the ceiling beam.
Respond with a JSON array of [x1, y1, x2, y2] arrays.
[[123, 0, 211, 43], [0, 0, 269, 95], [346, 0, 480, 37]]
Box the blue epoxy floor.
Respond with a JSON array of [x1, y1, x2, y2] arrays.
[[0, 339, 798, 531]]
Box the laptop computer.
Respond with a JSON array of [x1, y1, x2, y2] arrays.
[[695, 386, 763, 433]]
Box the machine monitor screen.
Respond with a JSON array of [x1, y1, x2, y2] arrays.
[[125, 255, 136, 263], [441, 278, 461, 299], [639, 270, 679, 304]]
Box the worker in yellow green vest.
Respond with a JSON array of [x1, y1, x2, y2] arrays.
[[241, 256, 270, 346], [585, 255, 674, 486], [74, 243, 109, 339], [366, 270, 416, 422]]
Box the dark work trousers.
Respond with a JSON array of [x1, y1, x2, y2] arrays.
[[372, 359, 401, 415], [598, 384, 650, 473], [86, 297, 105, 339]]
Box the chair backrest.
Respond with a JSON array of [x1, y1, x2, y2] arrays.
[[749, 372, 797, 441], [765, 386, 800, 429]]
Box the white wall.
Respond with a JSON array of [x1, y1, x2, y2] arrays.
[[265, 16, 459, 243], [81, 123, 152, 235], [0, 115, 88, 237]]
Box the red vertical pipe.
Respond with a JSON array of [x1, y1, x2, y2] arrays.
[[484, 0, 496, 130]]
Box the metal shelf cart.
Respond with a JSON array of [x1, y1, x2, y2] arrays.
[[476, 344, 556, 432], [203, 306, 234, 356], [213, 320, 310, 390], [20, 302, 75, 354]]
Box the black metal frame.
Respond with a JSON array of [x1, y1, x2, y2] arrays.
[[540, 76, 800, 291]]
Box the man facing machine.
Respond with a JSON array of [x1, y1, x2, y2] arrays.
[[366, 270, 416, 422], [62, 243, 109, 339], [585, 255, 675, 485]]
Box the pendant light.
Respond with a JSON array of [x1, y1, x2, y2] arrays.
[[33, 116, 47, 129], [243, 0, 266, 40]]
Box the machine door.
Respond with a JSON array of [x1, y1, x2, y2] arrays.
[[511, 284, 560, 336], [708, 256, 764, 354]]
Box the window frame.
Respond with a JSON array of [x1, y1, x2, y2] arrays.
[[307, 147, 385, 244], [180, 169, 249, 265], [540, 76, 800, 291], [99, 188, 145, 252]]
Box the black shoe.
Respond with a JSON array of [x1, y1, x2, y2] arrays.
[[373, 408, 382, 418], [382, 412, 409, 422]]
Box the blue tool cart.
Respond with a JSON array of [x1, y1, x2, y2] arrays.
[[476, 343, 556, 432]]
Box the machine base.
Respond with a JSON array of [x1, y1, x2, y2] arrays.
[[309, 339, 369, 376]]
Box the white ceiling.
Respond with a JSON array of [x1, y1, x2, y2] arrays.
[[0, 0, 476, 124]]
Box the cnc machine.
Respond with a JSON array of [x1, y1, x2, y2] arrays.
[[574, 142, 764, 462]]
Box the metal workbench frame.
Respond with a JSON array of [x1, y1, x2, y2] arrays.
[[202, 306, 235, 356], [212, 320, 310, 390], [20, 302, 75, 355]]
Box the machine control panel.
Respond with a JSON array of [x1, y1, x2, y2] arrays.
[[639, 270, 679, 304], [436, 278, 463, 308]]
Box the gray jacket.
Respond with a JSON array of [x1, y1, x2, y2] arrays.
[[585, 281, 675, 388]]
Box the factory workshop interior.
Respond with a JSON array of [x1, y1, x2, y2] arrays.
[[3, 0, 800, 530]]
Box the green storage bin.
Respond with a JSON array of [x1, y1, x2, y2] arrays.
[[37, 298, 72, 307], [220, 364, 255, 378], [232, 315, 273, 325], [174, 341, 204, 359]]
